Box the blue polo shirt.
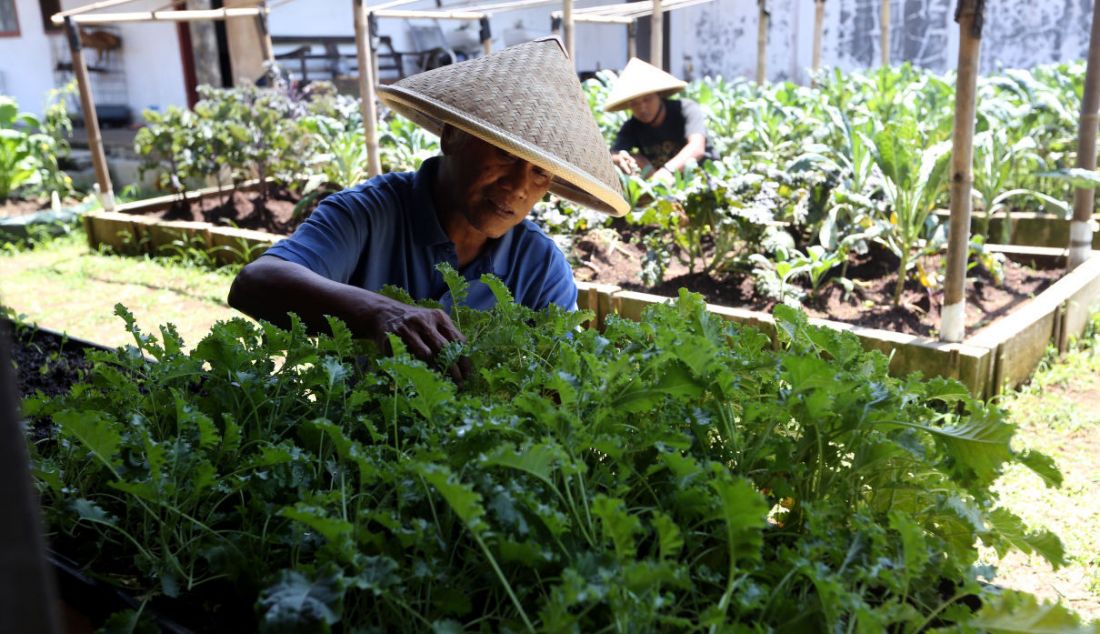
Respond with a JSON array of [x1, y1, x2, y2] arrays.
[[265, 157, 577, 311]]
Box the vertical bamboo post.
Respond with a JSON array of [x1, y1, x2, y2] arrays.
[[1069, 0, 1100, 269], [880, 0, 890, 67], [627, 21, 637, 60], [812, 0, 824, 83], [941, 0, 984, 343], [354, 0, 382, 177], [562, 0, 574, 66], [756, 0, 768, 84], [256, 0, 274, 64], [480, 16, 492, 55], [650, 0, 663, 69], [64, 17, 114, 210]]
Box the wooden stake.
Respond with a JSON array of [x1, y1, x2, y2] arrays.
[[941, 0, 984, 343], [756, 0, 767, 84], [64, 17, 114, 211], [880, 0, 890, 67], [354, 0, 381, 177], [563, 0, 574, 66], [1069, 0, 1100, 269], [650, 0, 662, 69], [480, 16, 492, 55], [256, 1, 274, 64], [812, 0, 824, 84]]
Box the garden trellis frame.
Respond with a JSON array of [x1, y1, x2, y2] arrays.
[[549, 0, 718, 71], [50, 0, 279, 211]]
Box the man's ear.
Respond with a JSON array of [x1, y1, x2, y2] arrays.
[[439, 124, 463, 156]]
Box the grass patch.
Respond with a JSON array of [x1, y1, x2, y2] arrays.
[[989, 324, 1100, 623], [0, 231, 237, 348]]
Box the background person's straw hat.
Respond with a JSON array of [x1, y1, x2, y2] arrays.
[[603, 58, 688, 113], [377, 37, 628, 217]]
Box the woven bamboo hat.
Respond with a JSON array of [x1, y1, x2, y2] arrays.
[[376, 37, 628, 216], [603, 58, 688, 113]]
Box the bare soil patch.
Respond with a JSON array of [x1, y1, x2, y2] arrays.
[[140, 185, 336, 235], [572, 226, 1062, 337]]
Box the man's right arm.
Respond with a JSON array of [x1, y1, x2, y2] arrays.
[[229, 255, 469, 380]]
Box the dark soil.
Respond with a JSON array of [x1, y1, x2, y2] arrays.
[[8, 325, 92, 400], [571, 226, 1063, 338], [147, 184, 337, 235]]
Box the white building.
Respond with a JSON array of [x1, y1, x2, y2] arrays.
[[0, 0, 1095, 120]]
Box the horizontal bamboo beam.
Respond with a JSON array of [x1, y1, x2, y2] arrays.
[[371, 8, 486, 19], [53, 0, 145, 19], [56, 6, 265, 24], [464, 0, 562, 13]]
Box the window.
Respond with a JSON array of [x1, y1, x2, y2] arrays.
[[0, 0, 19, 36], [39, 0, 61, 33]]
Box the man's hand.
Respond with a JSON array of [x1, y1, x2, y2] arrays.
[[228, 256, 472, 384], [650, 165, 675, 184], [371, 302, 471, 383], [611, 150, 641, 176]]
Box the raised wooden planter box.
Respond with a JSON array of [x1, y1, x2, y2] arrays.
[[82, 180, 280, 265], [578, 247, 1100, 399], [935, 210, 1100, 250]]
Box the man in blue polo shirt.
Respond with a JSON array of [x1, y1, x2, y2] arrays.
[[227, 38, 627, 379]]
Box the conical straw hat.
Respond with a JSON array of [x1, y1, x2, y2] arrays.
[[377, 37, 628, 217], [603, 58, 688, 112]]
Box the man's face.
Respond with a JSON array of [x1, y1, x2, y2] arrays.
[[627, 93, 662, 125], [442, 129, 553, 239]]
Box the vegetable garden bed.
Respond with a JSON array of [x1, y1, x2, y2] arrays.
[[935, 210, 1100, 250], [579, 247, 1100, 398], [15, 284, 1096, 632]]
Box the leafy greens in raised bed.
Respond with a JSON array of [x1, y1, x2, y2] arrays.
[[27, 270, 1091, 632]]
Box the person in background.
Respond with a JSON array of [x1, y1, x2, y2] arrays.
[[605, 58, 711, 182], [227, 38, 627, 381]]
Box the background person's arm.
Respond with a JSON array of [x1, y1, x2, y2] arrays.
[[655, 133, 707, 177], [228, 255, 469, 380]]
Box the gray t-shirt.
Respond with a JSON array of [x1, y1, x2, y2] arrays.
[[611, 98, 711, 168]]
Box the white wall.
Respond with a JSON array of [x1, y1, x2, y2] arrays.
[[0, 0, 60, 115], [267, 0, 627, 76], [0, 0, 187, 121], [671, 0, 1098, 85]]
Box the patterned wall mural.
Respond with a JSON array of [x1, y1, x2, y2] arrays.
[[673, 0, 1095, 83]]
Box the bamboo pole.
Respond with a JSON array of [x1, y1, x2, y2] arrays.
[[563, 0, 574, 65], [256, 1, 274, 63], [650, 0, 662, 69], [880, 0, 889, 67], [67, 7, 265, 24], [1069, 0, 1100, 269], [354, 0, 381, 178], [373, 9, 485, 19], [812, 0, 824, 83], [627, 21, 636, 59], [480, 16, 492, 55], [52, 0, 146, 22], [756, 0, 767, 84], [64, 17, 114, 211], [940, 0, 984, 343]]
